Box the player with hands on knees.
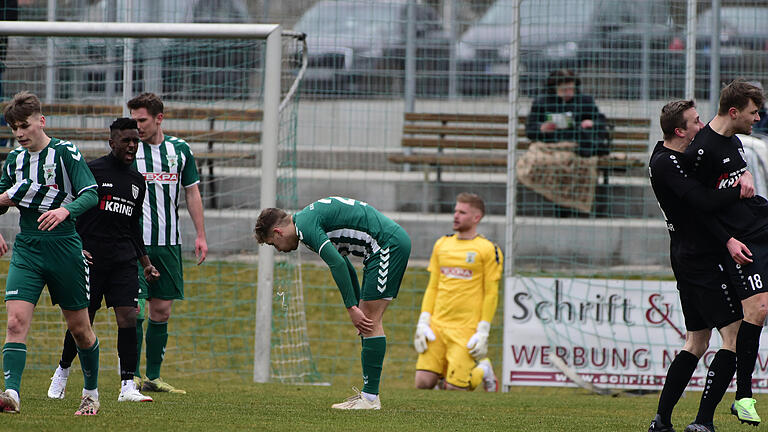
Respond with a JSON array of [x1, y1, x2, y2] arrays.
[[255, 197, 411, 410]]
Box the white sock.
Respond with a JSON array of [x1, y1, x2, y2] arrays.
[[479, 362, 491, 378], [120, 380, 135, 391], [56, 366, 70, 378], [5, 389, 19, 403], [361, 391, 378, 401], [82, 388, 99, 400]]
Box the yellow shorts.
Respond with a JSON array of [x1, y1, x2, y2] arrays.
[[415, 325, 475, 388]]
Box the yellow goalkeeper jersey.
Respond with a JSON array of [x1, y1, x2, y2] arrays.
[[422, 234, 503, 329]]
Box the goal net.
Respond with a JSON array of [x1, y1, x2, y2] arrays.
[[0, 21, 319, 383]]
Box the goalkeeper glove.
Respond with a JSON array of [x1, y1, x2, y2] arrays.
[[413, 311, 436, 353], [467, 320, 490, 360]]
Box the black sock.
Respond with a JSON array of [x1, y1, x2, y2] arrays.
[[118, 326, 138, 381], [695, 349, 737, 424], [657, 350, 699, 425], [736, 321, 763, 400], [59, 330, 78, 369]]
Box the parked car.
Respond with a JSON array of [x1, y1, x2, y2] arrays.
[[55, 0, 254, 101], [457, 0, 684, 99], [688, 7, 768, 99], [294, 0, 451, 97]]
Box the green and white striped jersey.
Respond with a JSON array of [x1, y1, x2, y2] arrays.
[[133, 135, 199, 246], [293, 197, 401, 262], [0, 137, 97, 233]]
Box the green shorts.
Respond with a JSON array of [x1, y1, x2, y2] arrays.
[[361, 226, 411, 301], [138, 244, 184, 300], [5, 232, 89, 310]]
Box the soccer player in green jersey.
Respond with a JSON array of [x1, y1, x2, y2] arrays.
[[0, 91, 101, 415], [127, 93, 207, 394], [255, 197, 412, 410]]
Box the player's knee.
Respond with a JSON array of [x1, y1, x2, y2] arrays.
[[414, 372, 438, 389], [5, 313, 28, 339]]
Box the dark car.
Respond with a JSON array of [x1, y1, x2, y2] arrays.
[[162, 0, 256, 100], [295, 0, 450, 97], [690, 7, 768, 99], [457, 0, 684, 99]]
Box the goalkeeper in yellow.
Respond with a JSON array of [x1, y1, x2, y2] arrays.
[[413, 192, 503, 391]]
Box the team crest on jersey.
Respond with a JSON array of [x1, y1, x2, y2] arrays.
[[132, 184, 139, 199], [43, 163, 56, 185], [167, 156, 178, 172], [466, 252, 476, 263]]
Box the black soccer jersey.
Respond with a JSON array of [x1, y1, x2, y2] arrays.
[[685, 124, 768, 237], [76, 153, 147, 262], [649, 141, 740, 270]]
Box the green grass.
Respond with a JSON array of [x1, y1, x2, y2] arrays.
[[2, 369, 759, 431], [0, 258, 757, 430]]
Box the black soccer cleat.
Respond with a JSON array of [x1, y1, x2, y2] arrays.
[[683, 422, 715, 432], [649, 414, 675, 432]]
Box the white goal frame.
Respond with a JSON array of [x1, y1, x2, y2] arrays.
[[0, 20, 282, 383]]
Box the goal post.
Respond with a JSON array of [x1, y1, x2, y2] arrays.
[[0, 21, 306, 384]]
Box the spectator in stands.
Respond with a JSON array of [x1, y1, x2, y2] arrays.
[[525, 69, 609, 157]]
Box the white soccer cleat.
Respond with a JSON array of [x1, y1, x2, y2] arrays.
[[331, 387, 381, 410], [74, 394, 100, 416], [0, 390, 19, 414], [118, 380, 153, 402], [478, 358, 499, 392], [47, 367, 70, 399]]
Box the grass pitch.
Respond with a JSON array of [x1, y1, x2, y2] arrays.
[[0, 369, 760, 431], [0, 259, 759, 431]]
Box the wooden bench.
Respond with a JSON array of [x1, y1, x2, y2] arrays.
[[389, 112, 650, 182], [0, 103, 264, 208]]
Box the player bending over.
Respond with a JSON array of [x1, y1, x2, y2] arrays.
[[255, 197, 411, 410]]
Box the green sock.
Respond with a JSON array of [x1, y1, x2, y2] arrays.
[[135, 317, 144, 378], [76, 339, 99, 391], [2, 342, 26, 393], [145, 319, 168, 380], [361, 336, 386, 395]]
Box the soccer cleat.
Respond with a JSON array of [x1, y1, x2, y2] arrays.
[[47, 367, 69, 399], [141, 377, 186, 394], [683, 422, 714, 432], [118, 380, 153, 402], [331, 387, 381, 410], [0, 391, 19, 414], [133, 376, 143, 390], [478, 358, 499, 392], [731, 398, 761, 426], [74, 395, 100, 416], [648, 414, 675, 432]]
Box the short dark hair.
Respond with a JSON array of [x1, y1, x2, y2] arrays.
[[127, 92, 164, 116], [110, 117, 138, 132], [456, 192, 485, 216], [660, 99, 696, 140], [4, 91, 42, 126], [254, 208, 291, 243], [545, 69, 580, 94], [718, 80, 765, 115]]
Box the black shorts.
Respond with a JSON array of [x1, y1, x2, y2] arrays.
[[724, 228, 768, 300], [88, 257, 139, 311], [674, 263, 742, 331]]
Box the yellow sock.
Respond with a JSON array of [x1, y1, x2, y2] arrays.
[[469, 365, 484, 391]]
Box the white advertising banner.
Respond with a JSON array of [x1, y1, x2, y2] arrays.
[[503, 276, 768, 392]]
